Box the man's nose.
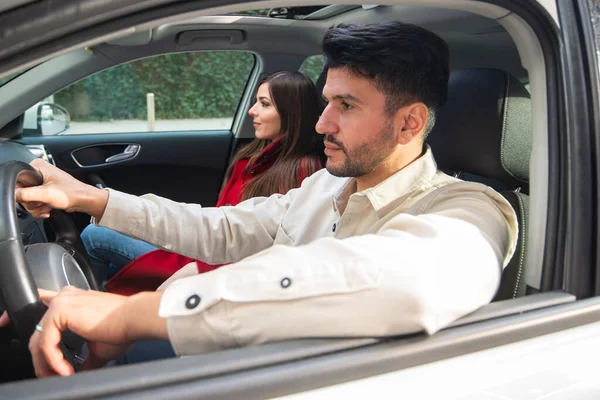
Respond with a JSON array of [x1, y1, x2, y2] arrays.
[[315, 105, 337, 135]]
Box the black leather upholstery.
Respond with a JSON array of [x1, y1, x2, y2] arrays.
[[427, 68, 532, 190], [428, 68, 532, 301], [495, 191, 529, 301]]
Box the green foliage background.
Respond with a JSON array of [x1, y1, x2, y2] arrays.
[[55, 52, 255, 121], [299, 55, 324, 84], [55, 51, 324, 122]]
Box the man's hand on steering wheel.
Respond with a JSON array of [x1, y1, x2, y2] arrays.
[[1, 159, 168, 377], [29, 287, 136, 377], [16, 158, 109, 220], [2, 287, 167, 377]]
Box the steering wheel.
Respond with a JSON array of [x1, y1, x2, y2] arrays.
[[0, 161, 98, 348]]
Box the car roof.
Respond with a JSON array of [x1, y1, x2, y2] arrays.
[[0, 4, 525, 132]]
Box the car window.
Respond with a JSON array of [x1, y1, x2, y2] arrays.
[[25, 51, 255, 136], [299, 55, 324, 83]]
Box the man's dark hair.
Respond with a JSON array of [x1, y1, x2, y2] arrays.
[[322, 21, 449, 138]]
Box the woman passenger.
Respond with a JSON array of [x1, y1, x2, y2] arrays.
[[80, 71, 324, 293]]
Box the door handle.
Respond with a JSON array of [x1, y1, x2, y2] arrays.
[[104, 144, 140, 163]]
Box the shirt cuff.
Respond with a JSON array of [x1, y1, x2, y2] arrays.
[[159, 269, 238, 355], [166, 301, 236, 355], [95, 189, 144, 234]]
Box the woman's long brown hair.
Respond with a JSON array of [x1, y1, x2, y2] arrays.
[[220, 71, 324, 200]]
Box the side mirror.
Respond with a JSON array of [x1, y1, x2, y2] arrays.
[[36, 103, 70, 135]]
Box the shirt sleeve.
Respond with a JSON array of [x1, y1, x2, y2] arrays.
[[96, 189, 295, 264], [159, 186, 518, 355]]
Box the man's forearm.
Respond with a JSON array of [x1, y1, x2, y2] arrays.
[[98, 191, 285, 264]]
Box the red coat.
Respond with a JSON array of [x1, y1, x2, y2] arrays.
[[105, 139, 320, 296]]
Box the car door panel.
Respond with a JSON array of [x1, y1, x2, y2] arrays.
[[1, 295, 598, 400], [17, 130, 233, 207]]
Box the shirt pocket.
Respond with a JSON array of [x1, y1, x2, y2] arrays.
[[273, 224, 295, 246], [223, 258, 382, 304]]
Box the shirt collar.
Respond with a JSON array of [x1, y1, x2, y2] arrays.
[[332, 145, 439, 216]]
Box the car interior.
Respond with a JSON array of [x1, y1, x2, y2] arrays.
[[0, 0, 578, 396]]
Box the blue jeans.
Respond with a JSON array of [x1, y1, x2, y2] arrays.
[[81, 225, 157, 284], [116, 340, 176, 365], [81, 340, 176, 368]]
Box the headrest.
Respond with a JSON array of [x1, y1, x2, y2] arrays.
[[427, 68, 532, 188]]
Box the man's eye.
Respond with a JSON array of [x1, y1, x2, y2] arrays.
[[341, 102, 352, 110]]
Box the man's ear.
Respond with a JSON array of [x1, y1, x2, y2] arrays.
[[394, 102, 428, 145]]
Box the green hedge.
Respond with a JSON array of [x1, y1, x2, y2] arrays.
[[55, 51, 325, 122], [55, 51, 255, 121], [299, 55, 324, 84]]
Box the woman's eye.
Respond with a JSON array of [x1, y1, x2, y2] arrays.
[[261, 102, 269, 107]]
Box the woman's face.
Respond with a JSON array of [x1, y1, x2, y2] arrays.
[[248, 83, 282, 141]]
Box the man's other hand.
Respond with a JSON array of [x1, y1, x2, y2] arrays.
[[29, 287, 167, 377]]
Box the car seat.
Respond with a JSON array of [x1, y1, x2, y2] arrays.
[[427, 68, 532, 301]]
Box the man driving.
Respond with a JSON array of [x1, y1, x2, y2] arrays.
[[8, 21, 517, 377]]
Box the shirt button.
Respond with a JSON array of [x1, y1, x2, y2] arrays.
[[280, 277, 292, 288], [185, 294, 201, 309], [332, 223, 337, 232]]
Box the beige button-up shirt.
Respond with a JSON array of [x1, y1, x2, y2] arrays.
[[98, 147, 518, 355]]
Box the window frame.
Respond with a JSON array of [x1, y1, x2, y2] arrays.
[[21, 50, 257, 137]]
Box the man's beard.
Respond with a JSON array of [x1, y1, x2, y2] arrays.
[[324, 121, 396, 178]]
